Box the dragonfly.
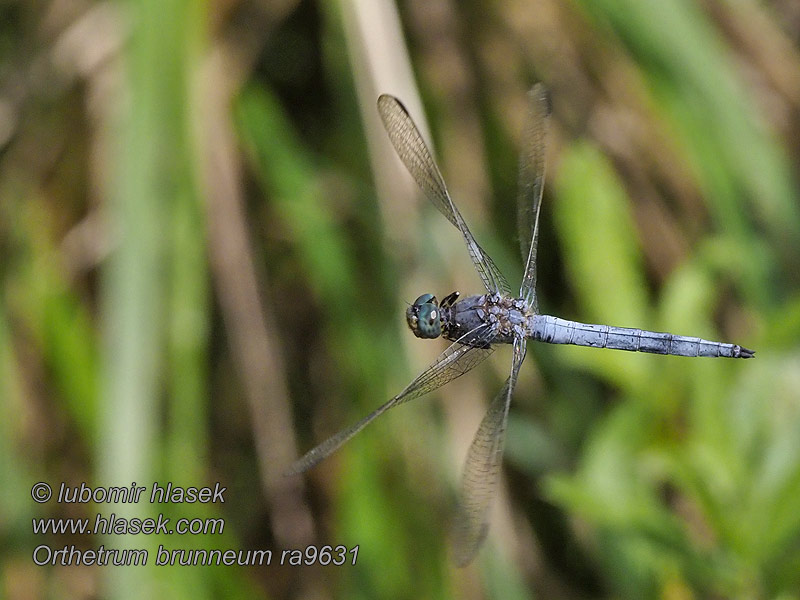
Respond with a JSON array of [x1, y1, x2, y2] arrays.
[[288, 84, 754, 566]]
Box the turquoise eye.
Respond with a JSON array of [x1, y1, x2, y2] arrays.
[[413, 293, 436, 306], [406, 294, 442, 339]]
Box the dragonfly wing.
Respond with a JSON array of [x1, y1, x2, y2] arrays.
[[378, 94, 511, 295], [517, 84, 551, 309], [452, 335, 527, 566], [287, 324, 497, 475]]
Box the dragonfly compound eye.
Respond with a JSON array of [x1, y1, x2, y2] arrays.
[[406, 298, 442, 339], [412, 293, 436, 306]]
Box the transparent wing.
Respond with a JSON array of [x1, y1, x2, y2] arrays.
[[452, 335, 527, 567], [287, 324, 497, 475], [517, 84, 551, 309], [378, 94, 511, 296]]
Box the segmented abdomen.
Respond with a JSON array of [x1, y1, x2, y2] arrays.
[[530, 315, 754, 358]]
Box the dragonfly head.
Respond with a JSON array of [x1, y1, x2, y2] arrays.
[[406, 294, 442, 339]]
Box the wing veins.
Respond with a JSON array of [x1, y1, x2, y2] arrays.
[[287, 324, 497, 475], [517, 84, 551, 308], [378, 94, 511, 295], [452, 336, 527, 566]]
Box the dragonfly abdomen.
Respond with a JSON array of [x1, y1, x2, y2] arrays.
[[530, 315, 754, 358]]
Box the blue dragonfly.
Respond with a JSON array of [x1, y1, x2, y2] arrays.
[[289, 85, 754, 566]]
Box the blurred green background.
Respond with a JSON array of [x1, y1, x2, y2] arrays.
[[2, 0, 800, 598]]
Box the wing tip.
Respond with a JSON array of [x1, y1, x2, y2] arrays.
[[451, 519, 488, 567], [284, 451, 322, 477], [283, 462, 307, 477], [377, 93, 408, 116]]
